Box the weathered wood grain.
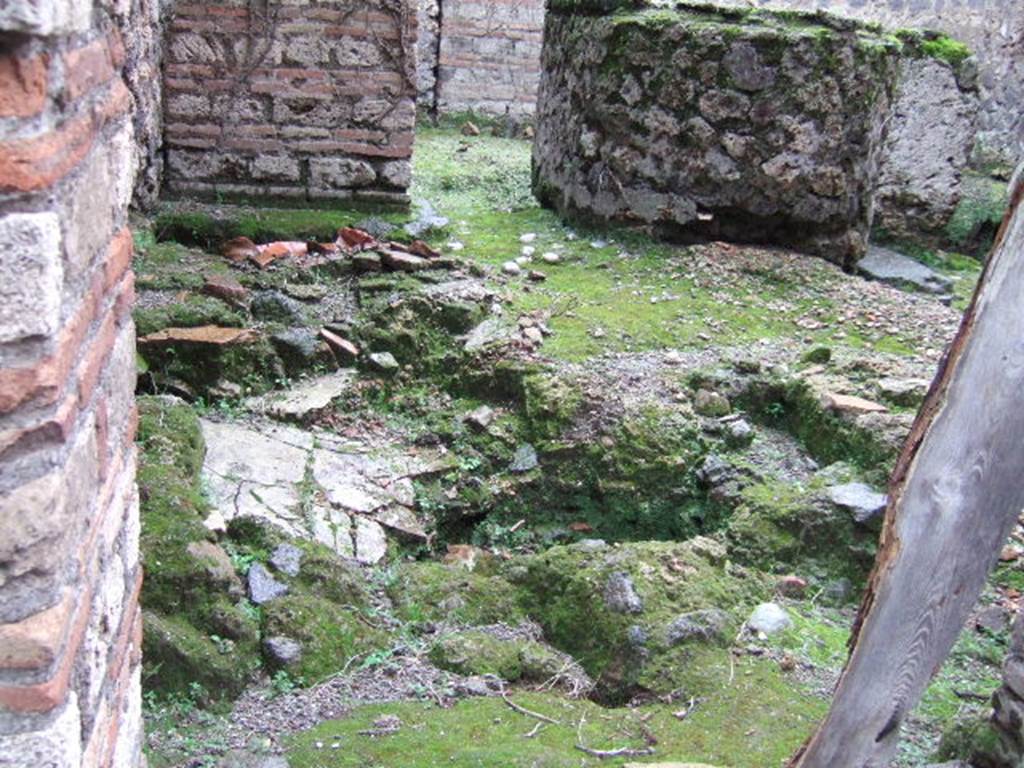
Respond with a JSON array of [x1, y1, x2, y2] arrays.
[[791, 163, 1024, 767]]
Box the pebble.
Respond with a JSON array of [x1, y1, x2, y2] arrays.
[[541, 252, 561, 264], [520, 232, 537, 243], [521, 245, 536, 257], [502, 261, 522, 275]]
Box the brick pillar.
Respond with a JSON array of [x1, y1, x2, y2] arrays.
[[0, 0, 143, 765]]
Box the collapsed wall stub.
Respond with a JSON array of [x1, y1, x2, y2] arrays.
[[718, 0, 1023, 169], [874, 37, 979, 244], [0, 0, 144, 764], [162, 0, 418, 204], [533, 1, 902, 268]]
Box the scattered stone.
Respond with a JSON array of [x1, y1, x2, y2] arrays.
[[821, 392, 888, 416], [319, 328, 358, 364], [352, 218, 395, 240], [858, 245, 954, 296], [694, 388, 731, 417], [250, 241, 306, 269], [509, 444, 539, 473], [283, 283, 328, 302], [251, 290, 307, 324], [372, 505, 428, 541], [381, 249, 428, 272], [248, 371, 355, 421], [404, 200, 450, 238], [202, 272, 249, 304], [455, 676, 494, 697], [574, 539, 608, 552], [263, 635, 302, 666], [828, 482, 887, 524], [603, 572, 644, 614], [269, 543, 303, 577], [353, 517, 388, 565], [311, 506, 354, 559], [138, 325, 256, 348], [976, 605, 1010, 633], [747, 603, 792, 635], [877, 377, 930, 408], [724, 418, 753, 448], [352, 251, 383, 272], [528, 270, 547, 282], [221, 236, 258, 263], [522, 326, 544, 345], [515, 255, 531, 266], [248, 563, 289, 605], [665, 608, 730, 645], [776, 575, 808, 599], [367, 351, 400, 374], [541, 252, 561, 264], [519, 233, 537, 243], [696, 454, 733, 487], [461, 121, 481, 136], [521, 245, 536, 257], [270, 327, 323, 371], [464, 405, 495, 431], [186, 541, 243, 597], [502, 260, 522, 276]]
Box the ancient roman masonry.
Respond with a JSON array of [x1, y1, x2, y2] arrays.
[[531, 1, 982, 265], [0, 0, 144, 764], [163, 0, 418, 203], [420, 0, 1023, 167], [417, 0, 544, 117], [534, 2, 906, 267]]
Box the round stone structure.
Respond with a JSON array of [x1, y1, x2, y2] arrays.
[[532, 0, 904, 268]]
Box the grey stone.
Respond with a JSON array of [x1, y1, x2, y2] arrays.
[[694, 389, 730, 417], [976, 604, 1010, 634], [355, 217, 396, 239], [252, 291, 308, 323], [724, 418, 754, 448], [697, 454, 733, 487], [269, 543, 303, 577], [0, 213, 63, 344], [573, 538, 608, 552], [509, 444, 539, 473], [404, 199, 449, 237], [747, 602, 792, 635], [309, 157, 377, 189], [463, 317, 517, 352], [858, 246, 954, 296], [310, 505, 354, 559], [464, 405, 495, 431], [248, 563, 289, 604], [353, 516, 388, 565], [828, 482, 888, 525], [263, 635, 302, 666], [269, 327, 323, 373], [247, 371, 355, 421], [665, 608, 730, 645], [627, 624, 648, 648], [877, 377, 930, 408], [455, 676, 494, 697], [368, 351, 400, 374], [603, 572, 644, 614]]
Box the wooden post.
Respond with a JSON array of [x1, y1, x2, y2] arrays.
[[791, 164, 1024, 767]]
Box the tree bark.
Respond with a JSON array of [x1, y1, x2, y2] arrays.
[[791, 164, 1024, 768]]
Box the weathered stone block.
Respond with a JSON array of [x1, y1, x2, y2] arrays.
[[309, 157, 377, 189], [532, 1, 903, 267], [0, 213, 62, 345]]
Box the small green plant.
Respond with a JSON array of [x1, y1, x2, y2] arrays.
[[270, 670, 304, 697], [359, 649, 394, 670]]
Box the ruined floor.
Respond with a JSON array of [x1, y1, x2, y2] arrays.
[[136, 120, 1013, 768]]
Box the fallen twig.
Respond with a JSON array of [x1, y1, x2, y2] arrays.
[[523, 722, 544, 739], [573, 744, 656, 759], [501, 691, 561, 725]]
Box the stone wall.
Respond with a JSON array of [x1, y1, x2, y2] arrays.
[[874, 38, 979, 242], [417, 0, 544, 117], [533, 1, 901, 268], [163, 0, 418, 204], [0, 0, 144, 765], [723, 0, 1023, 167]]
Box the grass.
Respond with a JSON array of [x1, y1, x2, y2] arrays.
[[287, 652, 827, 767]]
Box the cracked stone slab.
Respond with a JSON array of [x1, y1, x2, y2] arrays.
[[201, 419, 312, 536], [858, 245, 954, 296], [244, 370, 356, 421]]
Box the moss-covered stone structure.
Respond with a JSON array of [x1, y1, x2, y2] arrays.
[[532, 1, 907, 267]]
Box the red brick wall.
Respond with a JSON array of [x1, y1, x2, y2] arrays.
[[434, 0, 544, 117], [0, 1, 143, 765], [163, 0, 419, 204]]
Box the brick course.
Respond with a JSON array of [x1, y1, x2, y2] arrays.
[[0, 3, 144, 766], [163, 0, 418, 203]]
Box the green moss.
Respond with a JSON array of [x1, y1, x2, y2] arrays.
[[143, 611, 258, 703], [936, 714, 1001, 763], [522, 371, 583, 439], [286, 662, 825, 767], [920, 35, 972, 67], [387, 561, 528, 626], [134, 295, 245, 337], [138, 333, 282, 399], [945, 172, 1010, 257], [726, 477, 876, 586], [508, 539, 769, 700], [261, 592, 389, 683]]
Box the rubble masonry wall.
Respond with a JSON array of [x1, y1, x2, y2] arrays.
[[0, 0, 144, 764]]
